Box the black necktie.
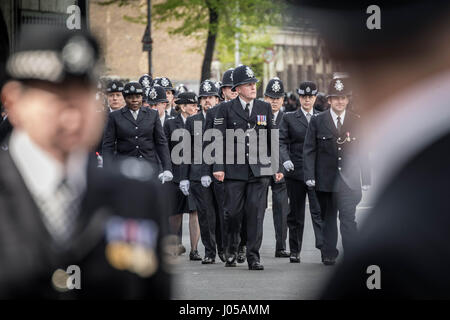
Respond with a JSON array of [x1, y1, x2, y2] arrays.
[[244, 103, 250, 117], [337, 116, 342, 133]]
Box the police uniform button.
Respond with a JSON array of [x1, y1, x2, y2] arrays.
[[248, 123, 251, 128], [135, 136, 138, 139], [135, 127, 138, 130], [246, 153, 249, 157], [323, 137, 326, 140], [338, 147, 342, 151], [338, 167, 342, 170], [136, 146, 139, 149], [338, 157, 342, 160], [139, 155, 143, 158]]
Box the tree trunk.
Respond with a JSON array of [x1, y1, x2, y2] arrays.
[[200, 4, 218, 82]]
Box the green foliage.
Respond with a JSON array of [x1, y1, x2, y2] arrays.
[[93, 0, 284, 78]]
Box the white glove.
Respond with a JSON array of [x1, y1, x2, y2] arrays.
[[283, 160, 294, 172], [161, 170, 173, 184], [179, 180, 190, 196], [362, 185, 370, 191], [306, 180, 316, 187], [201, 176, 212, 188]]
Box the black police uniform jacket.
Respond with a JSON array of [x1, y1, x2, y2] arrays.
[[0, 151, 171, 299], [180, 111, 206, 182], [213, 97, 277, 180], [102, 106, 172, 172], [303, 109, 371, 192], [279, 109, 318, 181], [163, 114, 186, 183]]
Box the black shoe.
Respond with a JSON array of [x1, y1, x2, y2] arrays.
[[248, 261, 264, 270], [218, 252, 226, 263], [189, 250, 202, 261], [177, 244, 186, 255], [322, 257, 336, 266], [289, 254, 300, 263], [236, 246, 246, 264], [275, 250, 290, 258], [202, 257, 215, 264], [225, 254, 237, 267]]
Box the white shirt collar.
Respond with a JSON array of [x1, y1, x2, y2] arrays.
[[330, 108, 346, 127], [273, 110, 279, 121], [300, 106, 313, 117], [181, 114, 187, 124], [202, 110, 206, 119], [9, 130, 88, 200], [239, 96, 253, 114]]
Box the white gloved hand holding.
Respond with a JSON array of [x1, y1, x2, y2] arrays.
[[283, 160, 294, 172], [201, 176, 212, 188], [362, 185, 371, 191], [306, 180, 316, 187], [179, 180, 190, 196], [161, 170, 173, 184]]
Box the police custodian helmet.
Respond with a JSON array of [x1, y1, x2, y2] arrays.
[[231, 65, 258, 92]]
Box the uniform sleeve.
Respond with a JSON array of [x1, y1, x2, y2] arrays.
[[279, 115, 291, 164], [179, 117, 192, 180], [102, 112, 116, 169], [303, 114, 317, 181], [154, 112, 172, 172], [212, 104, 226, 173]]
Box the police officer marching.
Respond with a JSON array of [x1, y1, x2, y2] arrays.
[[263, 78, 290, 259], [181, 80, 222, 264], [279, 81, 324, 263], [303, 78, 371, 265], [153, 77, 178, 117], [105, 79, 125, 112], [213, 65, 283, 270], [165, 91, 201, 261], [102, 81, 173, 183]]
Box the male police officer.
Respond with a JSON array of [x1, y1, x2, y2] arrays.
[[213, 65, 283, 270], [139, 74, 152, 109], [303, 78, 371, 265], [153, 77, 178, 117], [263, 78, 290, 258], [148, 85, 170, 127], [181, 81, 221, 264], [280, 81, 324, 263], [0, 25, 171, 298], [102, 81, 173, 183], [205, 68, 247, 263]]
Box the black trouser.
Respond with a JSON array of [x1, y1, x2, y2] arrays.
[[223, 176, 270, 265], [269, 178, 289, 251], [316, 176, 362, 259], [212, 180, 225, 254], [286, 178, 323, 254], [190, 181, 217, 258]]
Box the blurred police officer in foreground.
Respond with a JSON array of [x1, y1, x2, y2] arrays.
[[181, 81, 222, 264], [303, 78, 371, 265], [263, 78, 290, 258], [165, 92, 201, 261], [213, 65, 283, 270], [290, 0, 450, 298], [0, 25, 171, 299], [280, 81, 324, 263], [102, 82, 173, 183]]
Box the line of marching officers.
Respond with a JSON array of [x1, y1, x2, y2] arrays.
[[100, 64, 371, 270]]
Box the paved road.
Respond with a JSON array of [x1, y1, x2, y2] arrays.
[[171, 190, 373, 300]]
